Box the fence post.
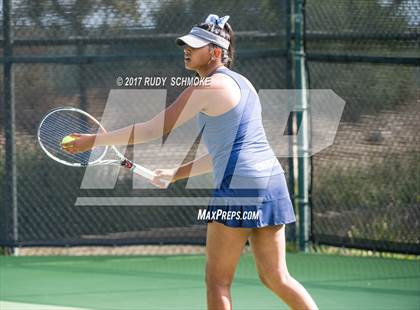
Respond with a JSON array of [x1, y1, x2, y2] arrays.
[[286, 0, 297, 245], [2, 0, 18, 255], [293, 0, 311, 252]]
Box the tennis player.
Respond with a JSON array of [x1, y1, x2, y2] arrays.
[[63, 14, 318, 310]]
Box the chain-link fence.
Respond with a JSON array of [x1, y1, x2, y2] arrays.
[[0, 0, 292, 248], [306, 0, 420, 254], [1, 0, 419, 254]]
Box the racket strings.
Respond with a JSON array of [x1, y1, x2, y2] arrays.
[[38, 109, 106, 166]]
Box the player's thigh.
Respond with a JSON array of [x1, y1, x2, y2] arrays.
[[206, 221, 251, 284], [249, 224, 290, 280]]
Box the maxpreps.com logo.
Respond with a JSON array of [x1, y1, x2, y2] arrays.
[[197, 209, 262, 221], [75, 89, 345, 206]]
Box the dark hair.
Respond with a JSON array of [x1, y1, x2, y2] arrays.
[[196, 22, 235, 68]]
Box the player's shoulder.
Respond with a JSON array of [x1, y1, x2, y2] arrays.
[[213, 70, 258, 96], [207, 72, 235, 88]]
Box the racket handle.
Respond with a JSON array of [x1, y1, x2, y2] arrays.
[[131, 164, 170, 188], [131, 164, 155, 180]]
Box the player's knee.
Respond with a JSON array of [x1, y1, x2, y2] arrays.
[[205, 271, 233, 291], [259, 270, 291, 290]]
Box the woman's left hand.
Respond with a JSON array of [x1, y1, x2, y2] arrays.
[[149, 168, 178, 188], [61, 133, 96, 154]]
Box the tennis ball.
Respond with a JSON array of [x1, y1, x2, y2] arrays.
[[61, 135, 76, 145]]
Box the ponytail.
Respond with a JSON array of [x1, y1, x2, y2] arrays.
[[223, 22, 235, 68]]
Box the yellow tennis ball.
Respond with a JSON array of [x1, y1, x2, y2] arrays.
[[61, 135, 76, 144]]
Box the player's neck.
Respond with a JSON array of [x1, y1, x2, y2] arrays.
[[197, 62, 224, 78]]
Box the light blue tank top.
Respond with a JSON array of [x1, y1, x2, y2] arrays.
[[196, 66, 284, 188]]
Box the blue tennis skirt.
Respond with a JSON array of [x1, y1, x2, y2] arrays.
[[207, 173, 296, 228]]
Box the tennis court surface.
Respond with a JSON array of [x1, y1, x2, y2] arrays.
[[1, 252, 419, 310]]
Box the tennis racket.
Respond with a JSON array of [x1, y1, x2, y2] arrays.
[[37, 107, 169, 187]]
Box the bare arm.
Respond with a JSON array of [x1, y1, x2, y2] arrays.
[[63, 74, 233, 154], [174, 153, 213, 181], [94, 82, 219, 146], [149, 153, 213, 188]]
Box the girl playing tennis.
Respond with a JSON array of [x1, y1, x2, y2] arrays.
[[63, 14, 318, 310]]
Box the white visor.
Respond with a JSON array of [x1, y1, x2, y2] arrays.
[[176, 27, 230, 50], [176, 34, 211, 49]]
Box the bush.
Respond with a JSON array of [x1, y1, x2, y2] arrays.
[[313, 151, 420, 244]]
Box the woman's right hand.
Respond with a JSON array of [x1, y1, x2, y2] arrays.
[[61, 133, 96, 154], [150, 168, 178, 188]]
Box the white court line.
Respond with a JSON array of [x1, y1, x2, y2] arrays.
[[0, 301, 90, 310]]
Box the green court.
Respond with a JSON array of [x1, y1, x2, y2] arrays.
[[1, 253, 419, 310]]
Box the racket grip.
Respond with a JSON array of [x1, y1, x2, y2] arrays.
[[132, 164, 170, 188], [131, 165, 155, 180]]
